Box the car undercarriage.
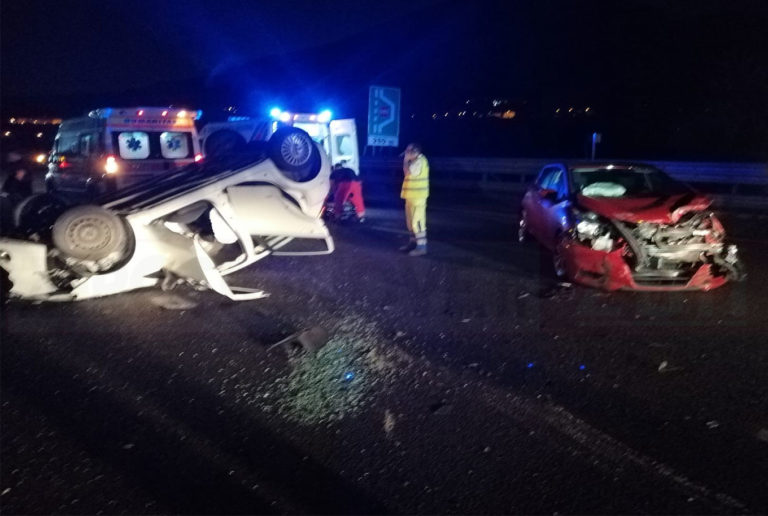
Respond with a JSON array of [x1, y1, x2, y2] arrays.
[[1, 128, 334, 302]]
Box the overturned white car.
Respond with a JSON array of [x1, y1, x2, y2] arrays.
[[0, 127, 333, 301]]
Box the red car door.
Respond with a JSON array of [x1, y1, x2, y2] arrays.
[[525, 166, 558, 242], [537, 166, 570, 250]]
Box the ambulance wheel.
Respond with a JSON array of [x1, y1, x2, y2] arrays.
[[268, 127, 321, 182], [205, 130, 246, 158], [13, 193, 69, 237], [52, 205, 130, 262]]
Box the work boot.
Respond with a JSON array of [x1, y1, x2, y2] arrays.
[[408, 244, 427, 257], [399, 241, 416, 253]]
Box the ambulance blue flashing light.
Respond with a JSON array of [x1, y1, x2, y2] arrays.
[[318, 110, 333, 123], [269, 107, 282, 118]]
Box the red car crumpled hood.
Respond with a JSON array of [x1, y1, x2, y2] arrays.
[[577, 192, 712, 224]]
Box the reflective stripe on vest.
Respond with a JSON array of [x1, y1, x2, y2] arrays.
[[401, 155, 430, 199]]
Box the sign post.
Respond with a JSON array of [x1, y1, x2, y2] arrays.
[[591, 132, 602, 160], [367, 86, 401, 148]]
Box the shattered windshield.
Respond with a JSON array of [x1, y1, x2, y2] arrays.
[[571, 166, 691, 197]]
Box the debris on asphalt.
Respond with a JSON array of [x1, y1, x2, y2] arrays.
[[150, 294, 198, 310], [429, 401, 453, 415], [538, 288, 556, 299], [538, 284, 575, 300], [384, 410, 396, 436], [657, 360, 684, 373], [756, 428, 768, 443], [255, 314, 411, 425], [122, 443, 135, 450], [556, 282, 573, 288], [1, 488, 11, 497], [517, 291, 531, 300], [269, 326, 329, 355], [461, 318, 471, 323], [706, 420, 720, 429]]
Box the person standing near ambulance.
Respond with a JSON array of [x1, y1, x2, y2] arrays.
[[399, 142, 429, 256]]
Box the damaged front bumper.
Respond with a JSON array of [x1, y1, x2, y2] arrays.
[[559, 239, 743, 291]]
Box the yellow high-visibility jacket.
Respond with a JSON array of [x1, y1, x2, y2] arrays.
[[400, 154, 430, 200]]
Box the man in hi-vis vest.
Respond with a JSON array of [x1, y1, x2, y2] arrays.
[[400, 142, 429, 256]]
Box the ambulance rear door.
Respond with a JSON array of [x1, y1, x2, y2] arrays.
[[329, 119, 359, 174]]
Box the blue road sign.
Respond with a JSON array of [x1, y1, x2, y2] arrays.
[[368, 86, 401, 147]]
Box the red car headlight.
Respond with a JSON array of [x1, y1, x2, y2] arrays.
[[572, 210, 617, 252]]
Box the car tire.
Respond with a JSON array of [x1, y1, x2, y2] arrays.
[[204, 130, 246, 158], [13, 193, 69, 237], [267, 127, 321, 182], [518, 210, 531, 243], [52, 205, 130, 262], [0, 265, 11, 303], [552, 234, 568, 279], [45, 177, 57, 194]]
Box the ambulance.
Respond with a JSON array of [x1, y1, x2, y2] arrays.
[[46, 107, 203, 196], [200, 108, 360, 174]]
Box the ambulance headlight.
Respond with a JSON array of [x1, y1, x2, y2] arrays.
[[105, 155, 119, 175]]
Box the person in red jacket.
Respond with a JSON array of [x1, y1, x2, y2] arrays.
[[328, 161, 366, 223]]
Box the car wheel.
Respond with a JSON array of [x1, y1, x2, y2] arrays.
[[52, 205, 130, 262], [268, 127, 321, 182], [518, 210, 530, 243], [0, 265, 11, 303], [205, 130, 246, 158], [552, 235, 568, 279], [45, 177, 57, 194], [13, 193, 69, 237]]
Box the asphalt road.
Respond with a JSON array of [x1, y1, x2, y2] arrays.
[[2, 192, 768, 514]]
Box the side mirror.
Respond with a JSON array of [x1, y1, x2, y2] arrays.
[[538, 188, 559, 202]]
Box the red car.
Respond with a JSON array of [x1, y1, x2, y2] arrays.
[[519, 162, 744, 291]]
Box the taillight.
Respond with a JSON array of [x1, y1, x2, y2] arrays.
[[59, 156, 71, 169], [105, 155, 119, 174], [194, 153, 203, 162]]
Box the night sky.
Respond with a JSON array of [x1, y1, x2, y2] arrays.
[[2, 0, 768, 159]]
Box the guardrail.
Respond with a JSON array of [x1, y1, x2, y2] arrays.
[[360, 157, 768, 208]]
